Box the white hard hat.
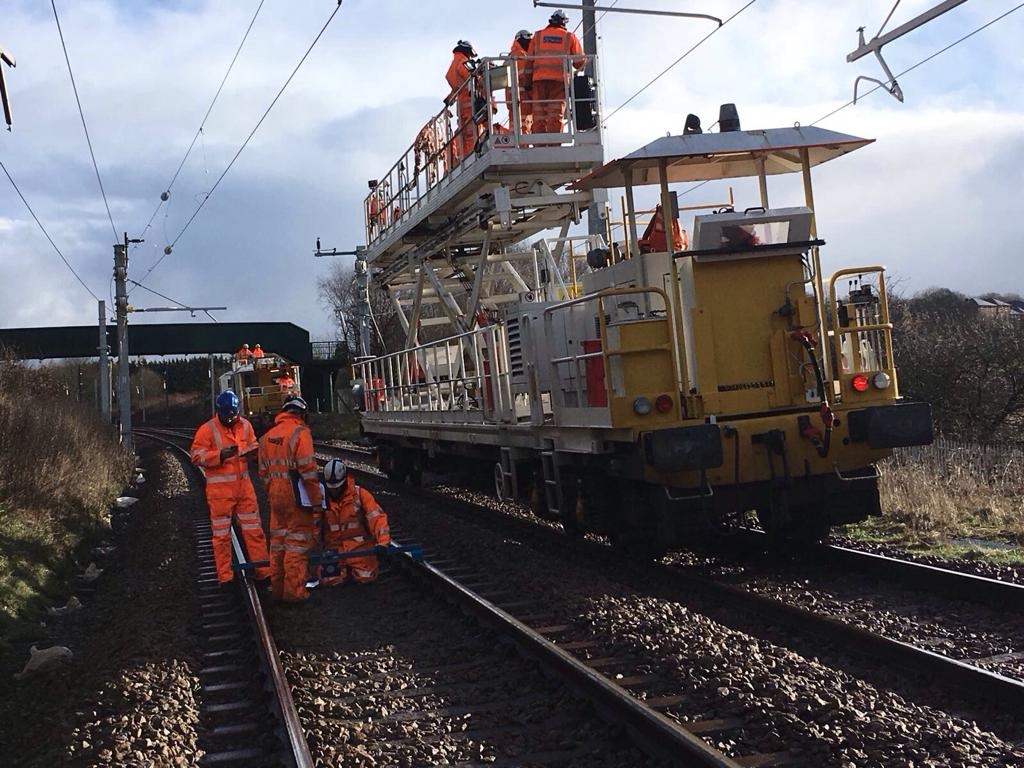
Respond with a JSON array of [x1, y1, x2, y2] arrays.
[[323, 458, 348, 488]]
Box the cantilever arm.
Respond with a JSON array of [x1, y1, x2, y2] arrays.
[[0, 45, 14, 130]]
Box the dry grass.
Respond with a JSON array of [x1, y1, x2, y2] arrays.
[[843, 438, 1024, 562], [0, 352, 133, 639]]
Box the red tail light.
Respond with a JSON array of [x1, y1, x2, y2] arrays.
[[851, 374, 870, 392], [655, 394, 673, 413]]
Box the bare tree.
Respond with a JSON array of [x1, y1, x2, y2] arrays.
[[893, 288, 1024, 442], [317, 261, 404, 357]]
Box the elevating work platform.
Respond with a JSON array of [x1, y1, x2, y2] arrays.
[[363, 52, 604, 338]]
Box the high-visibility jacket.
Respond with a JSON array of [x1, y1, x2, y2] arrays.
[[510, 37, 531, 84], [325, 478, 390, 549], [251, 346, 265, 358], [446, 51, 473, 104], [639, 204, 688, 253], [236, 347, 252, 361], [277, 375, 295, 392], [258, 411, 322, 508], [527, 24, 584, 82], [190, 417, 259, 501]]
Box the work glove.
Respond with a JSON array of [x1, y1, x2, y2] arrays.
[[219, 445, 238, 462], [374, 544, 390, 557]]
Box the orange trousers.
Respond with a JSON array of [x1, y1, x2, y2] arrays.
[[268, 494, 315, 602], [208, 494, 270, 584], [455, 97, 476, 160], [532, 80, 567, 134]]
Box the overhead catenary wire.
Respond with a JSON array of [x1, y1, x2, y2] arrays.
[[51, 0, 118, 242], [811, 1, 1024, 126], [132, 0, 267, 249], [132, 1, 345, 290], [602, 0, 757, 126], [674, 1, 1024, 203], [574, 0, 620, 37], [0, 157, 100, 302]]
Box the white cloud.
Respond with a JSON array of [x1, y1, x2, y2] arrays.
[[1, 0, 1022, 343]]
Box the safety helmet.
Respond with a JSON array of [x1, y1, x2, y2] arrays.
[[323, 458, 348, 489], [254, 343, 261, 348], [216, 390, 240, 423], [282, 394, 308, 413], [549, 9, 569, 26], [242, 343, 249, 349], [516, 29, 533, 40], [454, 39, 475, 57]]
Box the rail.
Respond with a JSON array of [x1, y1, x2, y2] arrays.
[[364, 52, 600, 247], [135, 429, 314, 768]]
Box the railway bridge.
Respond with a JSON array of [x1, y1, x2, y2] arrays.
[[0, 321, 349, 412]]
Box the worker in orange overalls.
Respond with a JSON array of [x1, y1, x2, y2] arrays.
[[446, 39, 477, 162], [257, 395, 322, 602], [638, 204, 688, 253], [251, 343, 265, 359], [319, 459, 391, 586], [276, 372, 295, 393], [525, 11, 585, 135], [509, 30, 534, 133], [190, 390, 270, 585], [235, 343, 252, 364]]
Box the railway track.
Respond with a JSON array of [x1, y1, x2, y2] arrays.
[[137, 428, 749, 766], [136, 429, 313, 768], [314, 442, 1024, 724]]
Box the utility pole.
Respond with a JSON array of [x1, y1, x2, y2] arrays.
[[314, 239, 371, 358], [113, 239, 133, 451], [209, 354, 216, 416], [354, 249, 372, 359], [581, 0, 604, 238], [138, 359, 147, 424], [97, 300, 110, 421]]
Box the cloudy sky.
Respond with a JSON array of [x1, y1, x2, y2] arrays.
[[1, 0, 1022, 341]]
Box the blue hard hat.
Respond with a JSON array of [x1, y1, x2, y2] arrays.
[[216, 390, 240, 417]]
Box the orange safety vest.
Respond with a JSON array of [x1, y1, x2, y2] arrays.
[[639, 204, 688, 253], [527, 24, 584, 82], [325, 480, 390, 547], [257, 411, 322, 507], [251, 346, 265, 358], [446, 52, 473, 104], [278, 375, 295, 392], [510, 37, 530, 83], [190, 417, 258, 500], [236, 347, 251, 360]]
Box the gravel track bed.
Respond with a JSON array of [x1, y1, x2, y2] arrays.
[[418, 478, 1024, 681], [829, 537, 1023, 584], [696, 561, 1024, 677], [0, 448, 204, 766], [363, 478, 1024, 768], [266, 565, 662, 767]]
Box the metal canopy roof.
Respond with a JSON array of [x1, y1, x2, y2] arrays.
[[572, 126, 873, 190]]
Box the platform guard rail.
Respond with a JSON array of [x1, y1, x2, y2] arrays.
[[364, 53, 600, 247]]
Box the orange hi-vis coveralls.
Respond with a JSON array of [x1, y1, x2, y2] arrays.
[[322, 477, 391, 586], [446, 51, 476, 161], [258, 411, 323, 602], [190, 416, 269, 584], [509, 36, 533, 133], [235, 346, 252, 363], [526, 24, 585, 134]]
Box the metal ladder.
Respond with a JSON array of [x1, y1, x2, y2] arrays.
[[540, 445, 562, 517], [497, 446, 516, 501]]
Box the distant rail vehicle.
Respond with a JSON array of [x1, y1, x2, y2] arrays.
[[350, 49, 932, 553], [219, 352, 301, 431]]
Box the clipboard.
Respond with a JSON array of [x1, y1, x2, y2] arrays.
[[291, 471, 326, 510]]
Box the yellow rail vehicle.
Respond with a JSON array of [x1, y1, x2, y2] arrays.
[[350, 53, 930, 552], [219, 353, 301, 432]]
